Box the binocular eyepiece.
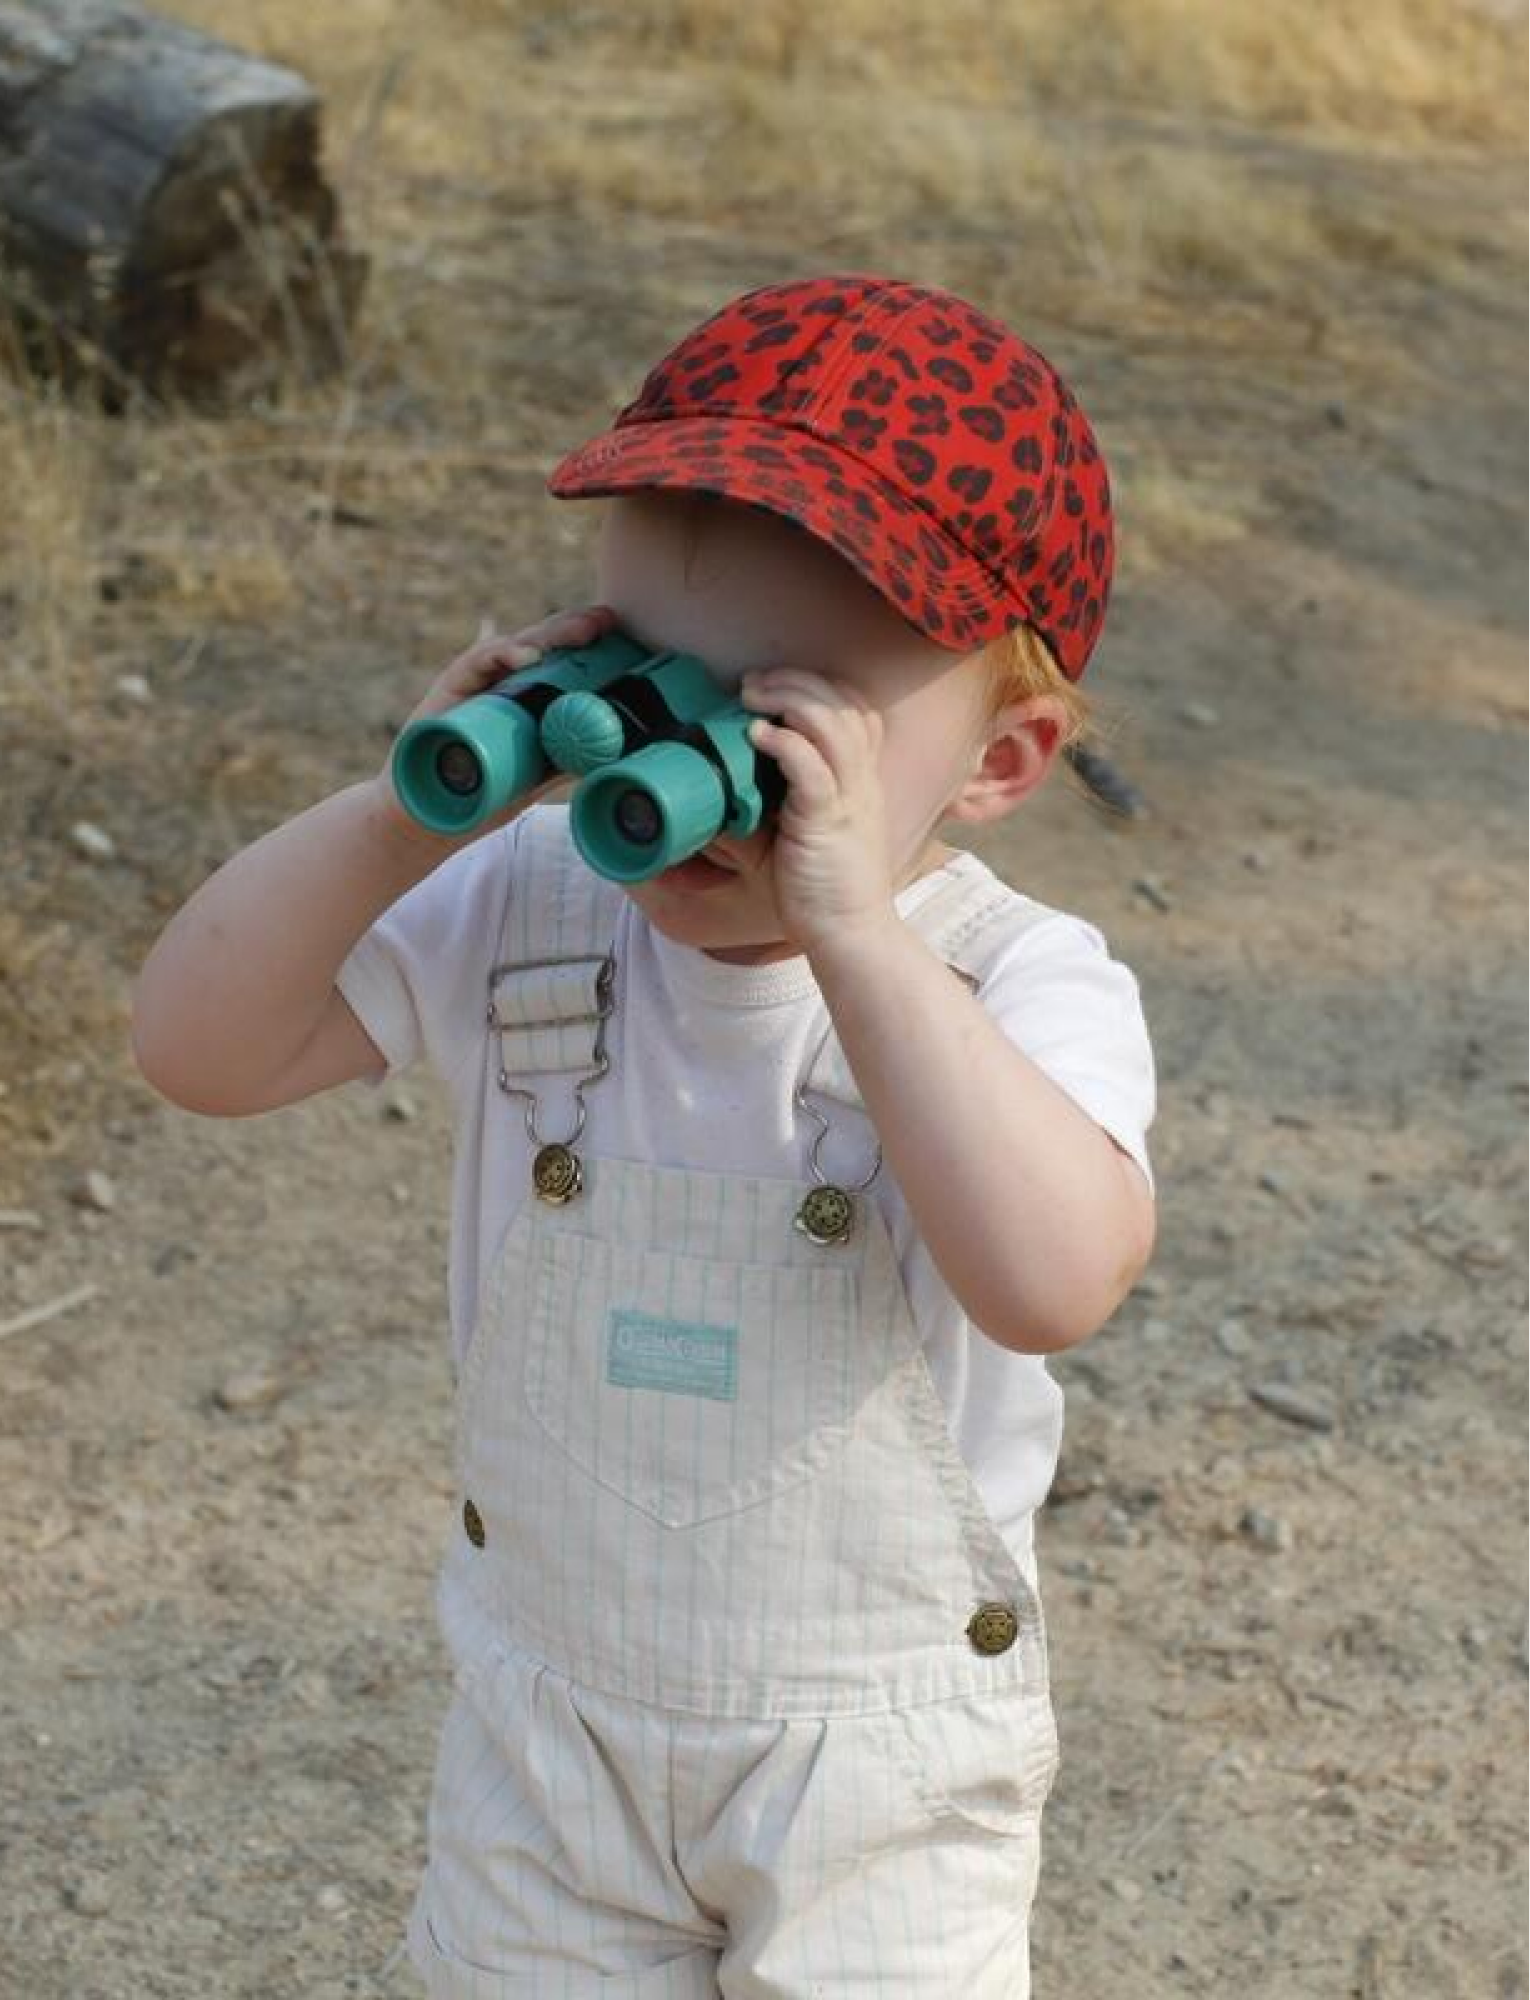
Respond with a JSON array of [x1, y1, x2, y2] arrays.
[[390, 631, 787, 882]]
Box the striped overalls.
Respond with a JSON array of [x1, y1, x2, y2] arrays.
[[406, 808, 1062, 1997]]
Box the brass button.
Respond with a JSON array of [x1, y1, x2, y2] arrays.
[[462, 1497, 486, 1548], [533, 1142, 582, 1205], [793, 1186, 855, 1246], [967, 1601, 1019, 1655]]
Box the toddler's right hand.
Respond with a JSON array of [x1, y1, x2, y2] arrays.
[[370, 602, 622, 848]]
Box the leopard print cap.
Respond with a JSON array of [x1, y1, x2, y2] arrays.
[[547, 273, 1113, 681]]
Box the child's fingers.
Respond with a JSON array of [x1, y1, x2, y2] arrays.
[[454, 604, 620, 692], [516, 600, 616, 648], [747, 716, 836, 809], [742, 674, 879, 789], [456, 638, 543, 686], [505, 603, 621, 655], [444, 604, 623, 699]]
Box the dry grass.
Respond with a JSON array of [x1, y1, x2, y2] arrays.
[[215, 0, 1530, 154], [0, 0, 1524, 1181]]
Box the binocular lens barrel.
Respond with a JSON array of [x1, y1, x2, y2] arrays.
[[435, 741, 484, 798], [390, 632, 652, 836], [613, 789, 663, 846], [569, 742, 729, 880]]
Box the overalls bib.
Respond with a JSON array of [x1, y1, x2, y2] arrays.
[[406, 807, 1064, 1998]]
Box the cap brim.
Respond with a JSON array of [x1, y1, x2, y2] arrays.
[[547, 415, 1020, 655]]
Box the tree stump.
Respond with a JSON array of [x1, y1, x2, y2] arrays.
[[0, 0, 365, 403]]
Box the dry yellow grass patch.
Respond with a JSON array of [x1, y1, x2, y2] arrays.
[[190, 0, 1528, 154]]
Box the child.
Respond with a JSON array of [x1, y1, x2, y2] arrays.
[[132, 274, 1157, 1997]]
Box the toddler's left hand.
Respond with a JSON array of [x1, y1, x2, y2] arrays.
[[740, 668, 897, 951]]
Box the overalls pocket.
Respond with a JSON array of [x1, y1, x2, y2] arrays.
[[522, 1226, 866, 1529], [889, 1683, 1062, 1836]]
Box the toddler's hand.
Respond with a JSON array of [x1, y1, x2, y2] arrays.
[[371, 603, 621, 847], [739, 666, 897, 950]]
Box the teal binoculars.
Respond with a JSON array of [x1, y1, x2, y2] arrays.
[[390, 630, 787, 882]]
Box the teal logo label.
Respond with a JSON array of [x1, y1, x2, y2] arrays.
[[606, 1309, 738, 1402]]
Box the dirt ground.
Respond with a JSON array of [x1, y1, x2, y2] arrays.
[[0, 16, 1525, 1997]]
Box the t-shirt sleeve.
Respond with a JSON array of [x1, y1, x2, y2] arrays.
[[978, 909, 1158, 1196], [334, 816, 522, 1089]]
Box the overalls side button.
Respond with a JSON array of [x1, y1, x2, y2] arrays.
[[463, 1498, 486, 1548], [966, 1601, 1019, 1655]]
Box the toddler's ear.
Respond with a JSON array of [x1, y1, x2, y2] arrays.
[[946, 703, 1068, 824]]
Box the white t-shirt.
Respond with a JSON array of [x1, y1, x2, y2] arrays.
[[335, 807, 1156, 1587]]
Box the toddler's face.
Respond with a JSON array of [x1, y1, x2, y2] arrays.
[[591, 490, 999, 967]]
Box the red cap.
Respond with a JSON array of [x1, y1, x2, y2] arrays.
[[547, 273, 1113, 680]]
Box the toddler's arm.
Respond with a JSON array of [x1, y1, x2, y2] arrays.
[[131, 605, 616, 1116], [810, 914, 1156, 1356]]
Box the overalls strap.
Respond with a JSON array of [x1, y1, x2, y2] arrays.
[[485, 804, 628, 1075], [800, 868, 1063, 1110], [485, 805, 1058, 1099]]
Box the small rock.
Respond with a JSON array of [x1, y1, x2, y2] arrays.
[[1103, 1507, 1135, 1546], [1458, 1623, 1489, 1661], [390, 1182, 411, 1207], [1179, 702, 1219, 728], [1132, 1276, 1164, 1301], [1241, 848, 1273, 872], [32, 1509, 75, 1552], [1215, 1318, 1252, 1356], [1257, 1170, 1310, 1216], [71, 1170, 116, 1213], [1110, 1876, 1143, 1905], [214, 1366, 289, 1413], [1049, 1464, 1104, 1504], [70, 821, 117, 862], [383, 1090, 418, 1123], [1457, 1236, 1511, 1271], [115, 673, 152, 704], [0, 1208, 46, 1232], [1248, 1382, 1336, 1432], [1240, 1507, 1294, 1551], [1316, 1786, 1359, 1819], [1069, 742, 1148, 819], [1131, 875, 1173, 913], [62, 1875, 111, 1917], [315, 1883, 348, 1916], [1140, 1316, 1171, 1342]]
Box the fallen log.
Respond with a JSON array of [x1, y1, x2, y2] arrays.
[[0, 0, 365, 403]]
